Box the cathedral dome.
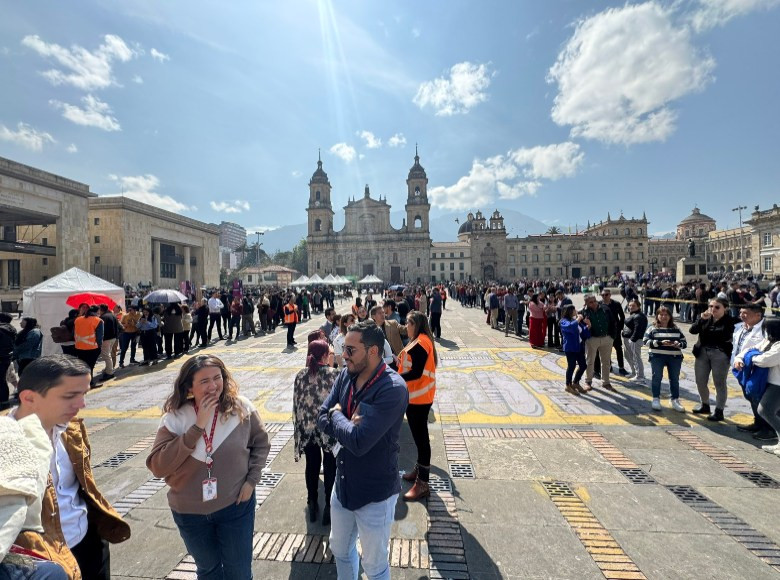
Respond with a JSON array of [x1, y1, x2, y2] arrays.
[[458, 219, 474, 235], [679, 207, 714, 225]]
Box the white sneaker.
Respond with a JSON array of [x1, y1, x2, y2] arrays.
[[762, 444, 780, 453], [651, 398, 662, 411], [671, 399, 685, 413], [635, 378, 648, 387]]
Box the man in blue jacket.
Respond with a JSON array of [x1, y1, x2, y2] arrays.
[[318, 320, 408, 580]]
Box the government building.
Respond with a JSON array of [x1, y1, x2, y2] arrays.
[[306, 151, 431, 284]]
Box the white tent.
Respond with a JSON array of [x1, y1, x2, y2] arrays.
[[338, 276, 352, 285], [322, 274, 338, 286], [358, 274, 383, 285], [22, 267, 126, 356], [307, 273, 324, 284], [291, 275, 309, 287]]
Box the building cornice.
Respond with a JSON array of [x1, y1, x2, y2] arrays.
[[0, 156, 93, 198], [89, 195, 220, 235]]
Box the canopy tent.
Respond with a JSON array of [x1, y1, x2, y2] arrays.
[[22, 267, 125, 356], [357, 274, 383, 285], [290, 275, 309, 287], [322, 274, 339, 286], [339, 276, 354, 285], [307, 273, 324, 284]]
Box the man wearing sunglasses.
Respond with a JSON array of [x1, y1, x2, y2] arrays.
[[318, 320, 408, 580]]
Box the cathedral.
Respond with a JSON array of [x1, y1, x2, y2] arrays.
[[306, 150, 432, 283]]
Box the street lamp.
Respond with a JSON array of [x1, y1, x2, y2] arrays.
[[649, 257, 658, 276], [732, 205, 746, 274]]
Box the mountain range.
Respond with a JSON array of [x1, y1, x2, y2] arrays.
[[248, 209, 551, 253]]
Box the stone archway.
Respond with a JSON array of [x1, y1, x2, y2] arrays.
[[483, 265, 495, 280]]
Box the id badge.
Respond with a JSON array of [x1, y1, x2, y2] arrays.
[[202, 478, 218, 502], [332, 442, 342, 457]]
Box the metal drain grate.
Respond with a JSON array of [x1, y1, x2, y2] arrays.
[[428, 476, 453, 493], [541, 481, 577, 498], [618, 467, 657, 484], [736, 470, 780, 488], [257, 472, 285, 487], [449, 463, 475, 479], [666, 485, 712, 504], [95, 452, 136, 468]]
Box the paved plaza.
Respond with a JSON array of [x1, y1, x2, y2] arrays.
[[67, 296, 780, 579]]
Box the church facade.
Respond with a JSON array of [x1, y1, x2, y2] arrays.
[[306, 151, 432, 283]]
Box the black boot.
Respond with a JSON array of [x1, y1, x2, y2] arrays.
[[707, 408, 725, 422], [692, 403, 711, 415], [322, 503, 331, 526], [308, 500, 318, 522]]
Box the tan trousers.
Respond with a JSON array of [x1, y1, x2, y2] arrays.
[[586, 335, 613, 383]]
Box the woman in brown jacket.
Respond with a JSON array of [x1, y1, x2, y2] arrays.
[[147, 355, 270, 579]]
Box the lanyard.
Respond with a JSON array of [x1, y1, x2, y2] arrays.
[[346, 363, 386, 418], [193, 405, 219, 474]]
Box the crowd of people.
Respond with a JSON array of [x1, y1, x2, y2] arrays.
[[3, 273, 780, 578]]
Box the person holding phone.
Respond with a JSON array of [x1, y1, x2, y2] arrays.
[[643, 306, 687, 412]]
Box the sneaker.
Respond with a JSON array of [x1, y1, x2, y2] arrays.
[[737, 422, 762, 433], [634, 378, 648, 387], [602, 383, 616, 392], [671, 399, 685, 413], [651, 398, 662, 411], [762, 443, 780, 453]]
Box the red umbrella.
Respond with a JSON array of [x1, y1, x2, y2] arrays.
[[66, 292, 118, 310]]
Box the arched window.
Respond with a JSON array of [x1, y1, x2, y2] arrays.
[[315, 219, 322, 232], [315, 190, 321, 201], [613, 228, 618, 235], [414, 215, 422, 228], [337, 255, 344, 265], [624, 228, 630, 235], [746, 250, 751, 259], [637, 228, 643, 235], [414, 186, 421, 197], [728, 252, 733, 261], [685, 229, 690, 237], [393, 252, 398, 263]]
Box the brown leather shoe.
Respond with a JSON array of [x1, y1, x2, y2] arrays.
[[402, 466, 418, 482], [403, 479, 430, 502]]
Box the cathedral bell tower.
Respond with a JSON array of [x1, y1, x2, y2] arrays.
[[405, 145, 430, 232], [307, 151, 334, 237]]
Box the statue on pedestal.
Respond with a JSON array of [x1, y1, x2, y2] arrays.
[[687, 238, 696, 258]]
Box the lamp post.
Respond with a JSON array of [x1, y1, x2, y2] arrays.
[[733, 205, 746, 275], [649, 257, 658, 277]]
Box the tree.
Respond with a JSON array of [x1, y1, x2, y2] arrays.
[[546, 226, 562, 235], [290, 238, 308, 274]]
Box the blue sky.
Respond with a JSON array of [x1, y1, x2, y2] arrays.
[[1, 0, 779, 237]]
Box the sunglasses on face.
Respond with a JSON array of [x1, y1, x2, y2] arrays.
[[344, 345, 367, 357]]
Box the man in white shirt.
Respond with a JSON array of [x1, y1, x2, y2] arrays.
[[732, 304, 768, 438], [12, 355, 130, 579], [207, 291, 224, 342]]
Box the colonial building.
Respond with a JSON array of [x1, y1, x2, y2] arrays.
[[430, 240, 471, 282], [306, 151, 431, 283], [747, 204, 780, 278], [88, 196, 220, 288], [649, 207, 717, 273], [454, 211, 649, 281], [237, 264, 298, 287]]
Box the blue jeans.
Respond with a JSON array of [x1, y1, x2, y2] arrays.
[[0, 561, 67, 580], [329, 491, 398, 580], [565, 351, 586, 385], [649, 354, 682, 399], [171, 492, 255, 579]]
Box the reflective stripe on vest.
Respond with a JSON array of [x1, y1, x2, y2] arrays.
[[399, 334, 436, 405], [74, 316, 100, 350]]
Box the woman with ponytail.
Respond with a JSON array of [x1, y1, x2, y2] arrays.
[[293, 339, 338, 526]]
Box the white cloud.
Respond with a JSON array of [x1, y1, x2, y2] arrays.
[[388, 133, 407, 148], [413, 61, 493, 116], [291, 170, 302, 178], [66, 143, 78, 153], [132, 75, 143, 84], [548, 3, 715, 145], [210, 200, 251, 214], [22, 34, 136, 91], [51, 94, 121, 131], [0, 122, 55, 151], [150, 48, 170, 63], [247, 225, 279, 234], [358, 130, 382, 149], [689, 0, 780, 31], [329, 142, 357, 163], [429, 142, 584, 210], [108, 174, 194, 213]]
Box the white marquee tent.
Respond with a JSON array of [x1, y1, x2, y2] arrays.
[[22, 267, 126, 356]]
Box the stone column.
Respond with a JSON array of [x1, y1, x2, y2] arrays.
[[184, 246, 191, 283], [153, 239, 161, 286]]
